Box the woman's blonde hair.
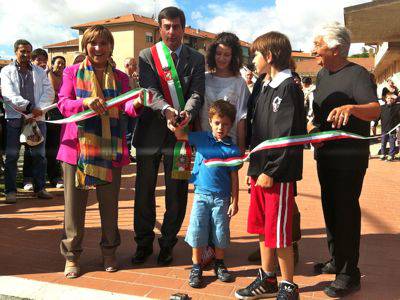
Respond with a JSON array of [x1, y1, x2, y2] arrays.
[[81, 25, 114, 56]]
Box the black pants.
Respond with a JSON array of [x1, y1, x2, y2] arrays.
[[45, 122, 62, 182], [134, 143, 188, 250], [317, 164, 366, 281]]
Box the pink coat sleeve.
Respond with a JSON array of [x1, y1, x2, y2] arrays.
[[118, 70, 140, 117], [58, 65, 84, 117]]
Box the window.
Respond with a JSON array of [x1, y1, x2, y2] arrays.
[[145, 32, 153, 43]]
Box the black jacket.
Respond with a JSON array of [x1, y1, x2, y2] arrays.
[[248, 71, 305, 182]]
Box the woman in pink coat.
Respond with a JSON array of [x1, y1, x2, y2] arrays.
[[57, 25, 140, 278]]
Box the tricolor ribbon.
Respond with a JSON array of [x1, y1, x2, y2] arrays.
[[0, 88, 151, 124], [204, 125, 400, 168], [151, 41, 192, 180], [48, 88, 151, 124]]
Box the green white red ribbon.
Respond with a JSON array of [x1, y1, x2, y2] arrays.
[[0, 88, 151, 124], [204, 127, 400, 168], [151, 41, 192, 180], [47, 88, 151, 124]]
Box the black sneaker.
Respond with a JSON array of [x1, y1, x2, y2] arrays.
[[235, 269, 278, 299], [324, 277, 360, 298], [214, 261, 234, 282], [277, 281, 299, 300], [314, 260, 337, 274], [189, 266, 203, 288]]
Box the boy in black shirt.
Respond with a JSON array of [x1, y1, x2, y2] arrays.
[[380, 87, 400, 161], [235, 32, 305, 300]]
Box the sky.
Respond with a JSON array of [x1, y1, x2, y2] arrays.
[[0, 0, 370, 59]]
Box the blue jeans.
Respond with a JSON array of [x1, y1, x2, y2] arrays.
[[185, 192, 230, 249], [5, 119, 47, 193], [381, 132, 396, 157]]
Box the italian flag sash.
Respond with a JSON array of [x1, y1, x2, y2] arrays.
[[151, 41, 192, 180]]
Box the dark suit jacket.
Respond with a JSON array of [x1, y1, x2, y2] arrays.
[[133, 44, 205, 155]]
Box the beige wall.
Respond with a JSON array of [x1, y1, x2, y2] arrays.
[[133, 24, 158, 60], [47, 46, 79, 67]]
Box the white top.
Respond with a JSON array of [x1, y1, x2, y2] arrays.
[[200, 72, 250, 143], [0, 62, 54, 120]]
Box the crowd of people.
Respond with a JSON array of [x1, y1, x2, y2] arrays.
[[0, 5, 394, 300]]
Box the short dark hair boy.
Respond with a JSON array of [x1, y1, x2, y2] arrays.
[[175, 99, 241, 289], [235, 31, 305, 299]]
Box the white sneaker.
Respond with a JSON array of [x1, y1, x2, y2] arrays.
[[23, 182, 33, 191], [5, 192, 17, 204], [56, 181, 64, 189]]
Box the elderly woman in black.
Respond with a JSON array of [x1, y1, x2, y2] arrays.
[[309, 22, 380, 298]]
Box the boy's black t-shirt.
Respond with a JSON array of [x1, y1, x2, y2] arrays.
[[313, 63, 378, 170], [380, 102, 400, 133], [248, 73, 305, 182]]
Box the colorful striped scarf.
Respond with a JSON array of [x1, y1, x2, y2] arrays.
[[75, 57, 123, 189]]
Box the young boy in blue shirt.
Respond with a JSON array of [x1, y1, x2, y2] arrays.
[[175, 100, 241, 288]]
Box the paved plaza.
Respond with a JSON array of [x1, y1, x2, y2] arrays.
[[0, 150, 399, 299]]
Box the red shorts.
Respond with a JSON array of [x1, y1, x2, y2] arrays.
[[247, 178, 294, 249]]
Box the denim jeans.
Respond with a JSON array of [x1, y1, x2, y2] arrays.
[[185, 192, 230, 249], [5, 119, 47, 194], [381, 132, 396, 157]]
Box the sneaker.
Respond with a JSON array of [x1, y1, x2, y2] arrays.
[[56, 180, 64, 189], [235, 269, 278, 299], [188, 266, 203, 288], [386, 155, 395, 162], [277, 281, 299, 300], [23, 182, 33, 191], [379, 154, 386, 160], [37, 189, 53, 199], [5, 192, 17, 204], [200, 245, 215, 268], [214, 261, 233, 282], [324, 277, 360, 298], [314, 260, 336, 274]]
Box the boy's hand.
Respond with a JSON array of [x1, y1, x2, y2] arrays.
[[228, 202, 238, 217], [255, 173, 273, 189]]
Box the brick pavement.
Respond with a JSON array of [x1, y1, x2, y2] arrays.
[[0, 151, 399, 299]]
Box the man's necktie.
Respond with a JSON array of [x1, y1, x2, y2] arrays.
[[171, 52, 178, 67]]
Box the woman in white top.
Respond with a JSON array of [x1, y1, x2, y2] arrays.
[[199, 32, 250, 154]]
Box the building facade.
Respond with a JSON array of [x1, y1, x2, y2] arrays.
[[44, 13, 251, 70], [345, 0, 400, 95]]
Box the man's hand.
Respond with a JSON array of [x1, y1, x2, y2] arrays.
[[165, 107, 178, 132], [31, 108, 43, 119], [255, 173, 274, 189], [228, 202, 238, 217], [83, 97, 107, 115], [327, 104, 354, 129], [176, 110, 191, 128]]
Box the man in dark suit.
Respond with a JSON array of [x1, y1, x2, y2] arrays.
[[132, 6, 205, 265]]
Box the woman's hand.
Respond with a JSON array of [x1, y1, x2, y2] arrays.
[[255, 173, 274, 189], [83, 97, 107, 115], [327, 105, 354, 129], [133, 90, 144, 108]]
